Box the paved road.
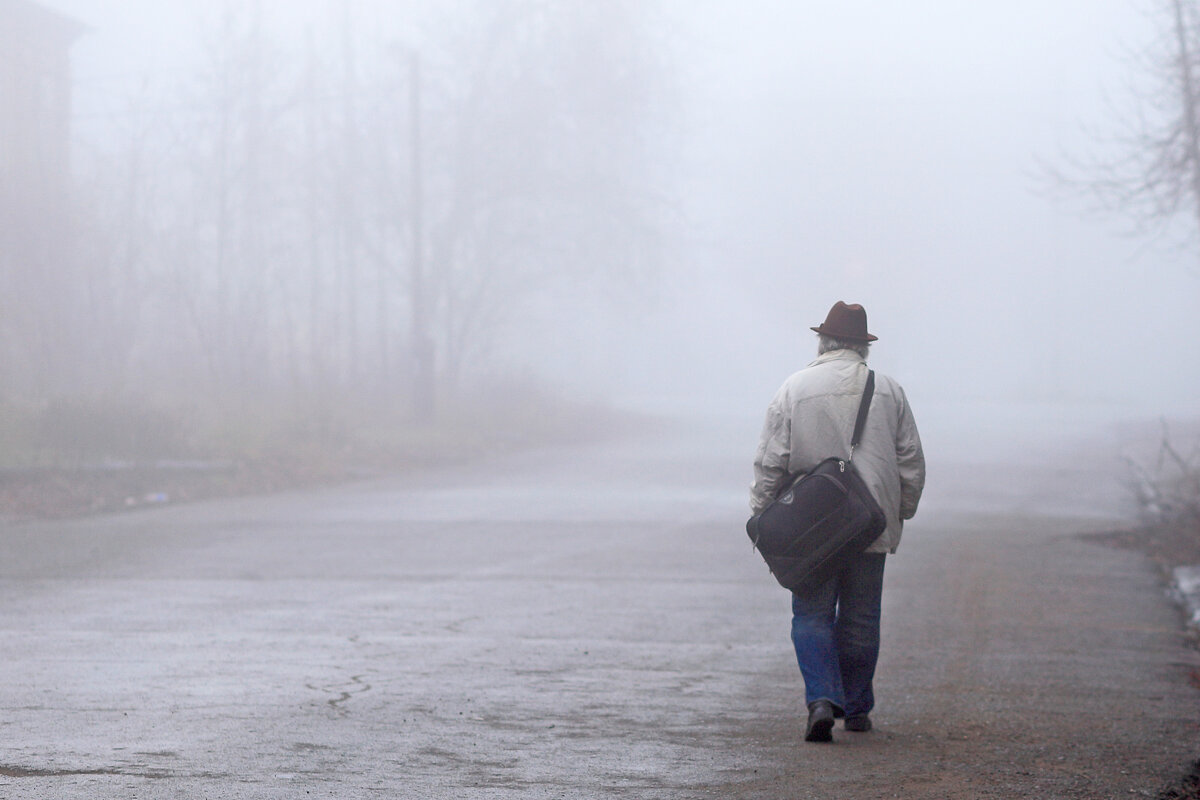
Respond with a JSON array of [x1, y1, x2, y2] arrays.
[[1, 413, 1197, 798]]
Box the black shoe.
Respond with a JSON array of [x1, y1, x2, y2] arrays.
[[805, 700, 835, 742], [844, 714, 872, 732]]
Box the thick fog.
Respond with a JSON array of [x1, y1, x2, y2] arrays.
[[14, 0, 1200, 450], [7, 6, 1200, 791], [665, 0, 1200, 420]]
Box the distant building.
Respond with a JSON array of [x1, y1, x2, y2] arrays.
[[0, 0, 87, 204], [0, 0, 87, 397]]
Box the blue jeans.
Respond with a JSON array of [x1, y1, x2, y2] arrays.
[[790, 552, 886, 717]]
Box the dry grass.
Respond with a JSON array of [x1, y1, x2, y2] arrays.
[[0, 387, 652, 521]]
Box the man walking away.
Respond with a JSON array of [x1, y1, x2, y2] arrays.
[[750, 301, 925, 743]]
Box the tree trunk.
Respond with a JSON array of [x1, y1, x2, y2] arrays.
[[1172, 0, 1200, 231]]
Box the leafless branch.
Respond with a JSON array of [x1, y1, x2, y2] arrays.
[[1127, 419, 1200, 524]]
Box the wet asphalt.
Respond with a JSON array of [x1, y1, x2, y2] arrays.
[[1, 412, 1198, 798]]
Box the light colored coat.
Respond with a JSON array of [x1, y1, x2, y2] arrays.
[[750, 349, 925, 553]]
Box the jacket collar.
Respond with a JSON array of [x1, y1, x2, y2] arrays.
[[808, 348, 867, 368]]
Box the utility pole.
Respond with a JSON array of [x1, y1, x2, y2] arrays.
[[304, 28, 323, 391], [340, 1, 360, 387], [409, 50, 434, 422]]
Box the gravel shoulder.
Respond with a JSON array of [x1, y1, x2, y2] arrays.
[[717, 507, 1200, 799]]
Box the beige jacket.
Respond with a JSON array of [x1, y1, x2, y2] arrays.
[[750, 349, 925, 553]]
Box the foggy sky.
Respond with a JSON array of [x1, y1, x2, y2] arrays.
[[47, 0, 1200, 421]]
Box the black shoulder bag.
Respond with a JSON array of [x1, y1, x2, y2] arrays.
[[745, 371, 887, 595]]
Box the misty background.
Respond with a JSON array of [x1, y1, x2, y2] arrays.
[[5, 0, 1200, 478]]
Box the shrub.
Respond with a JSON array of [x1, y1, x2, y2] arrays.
[[34, 398, 188, 465], [1125, 421, 1200, 526]]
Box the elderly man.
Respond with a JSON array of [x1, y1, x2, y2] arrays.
[[750, 301, 925, 743]]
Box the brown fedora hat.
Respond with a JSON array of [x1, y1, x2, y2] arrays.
[[810, 301, 878, 342]]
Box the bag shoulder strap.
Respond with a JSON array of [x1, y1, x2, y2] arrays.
[[849, 370, 875, 458]]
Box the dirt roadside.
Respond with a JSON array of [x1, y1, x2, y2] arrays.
[[0, 403, 653, 522], [1092, 516, 1200, 800], [0, 459, 342, 520]]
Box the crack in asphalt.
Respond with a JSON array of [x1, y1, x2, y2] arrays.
[[305, 674, 372, 715], [0, 766, 121, 778], [0, 764, 227, 780]]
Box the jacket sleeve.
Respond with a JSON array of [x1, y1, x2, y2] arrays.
[[750, 389, 791, 515], [893, 385, 925, 521]]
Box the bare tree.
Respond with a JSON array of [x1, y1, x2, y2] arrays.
[[416, 0, 677, 395], [1056, 0, 1200, 245], [31, 0, 677, 424], [164, 4, 295, 403]]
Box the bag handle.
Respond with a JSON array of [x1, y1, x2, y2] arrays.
[[848, 370, 875, 461]]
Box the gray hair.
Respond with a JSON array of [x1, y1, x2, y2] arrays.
[[817, 334, 870, 359]]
